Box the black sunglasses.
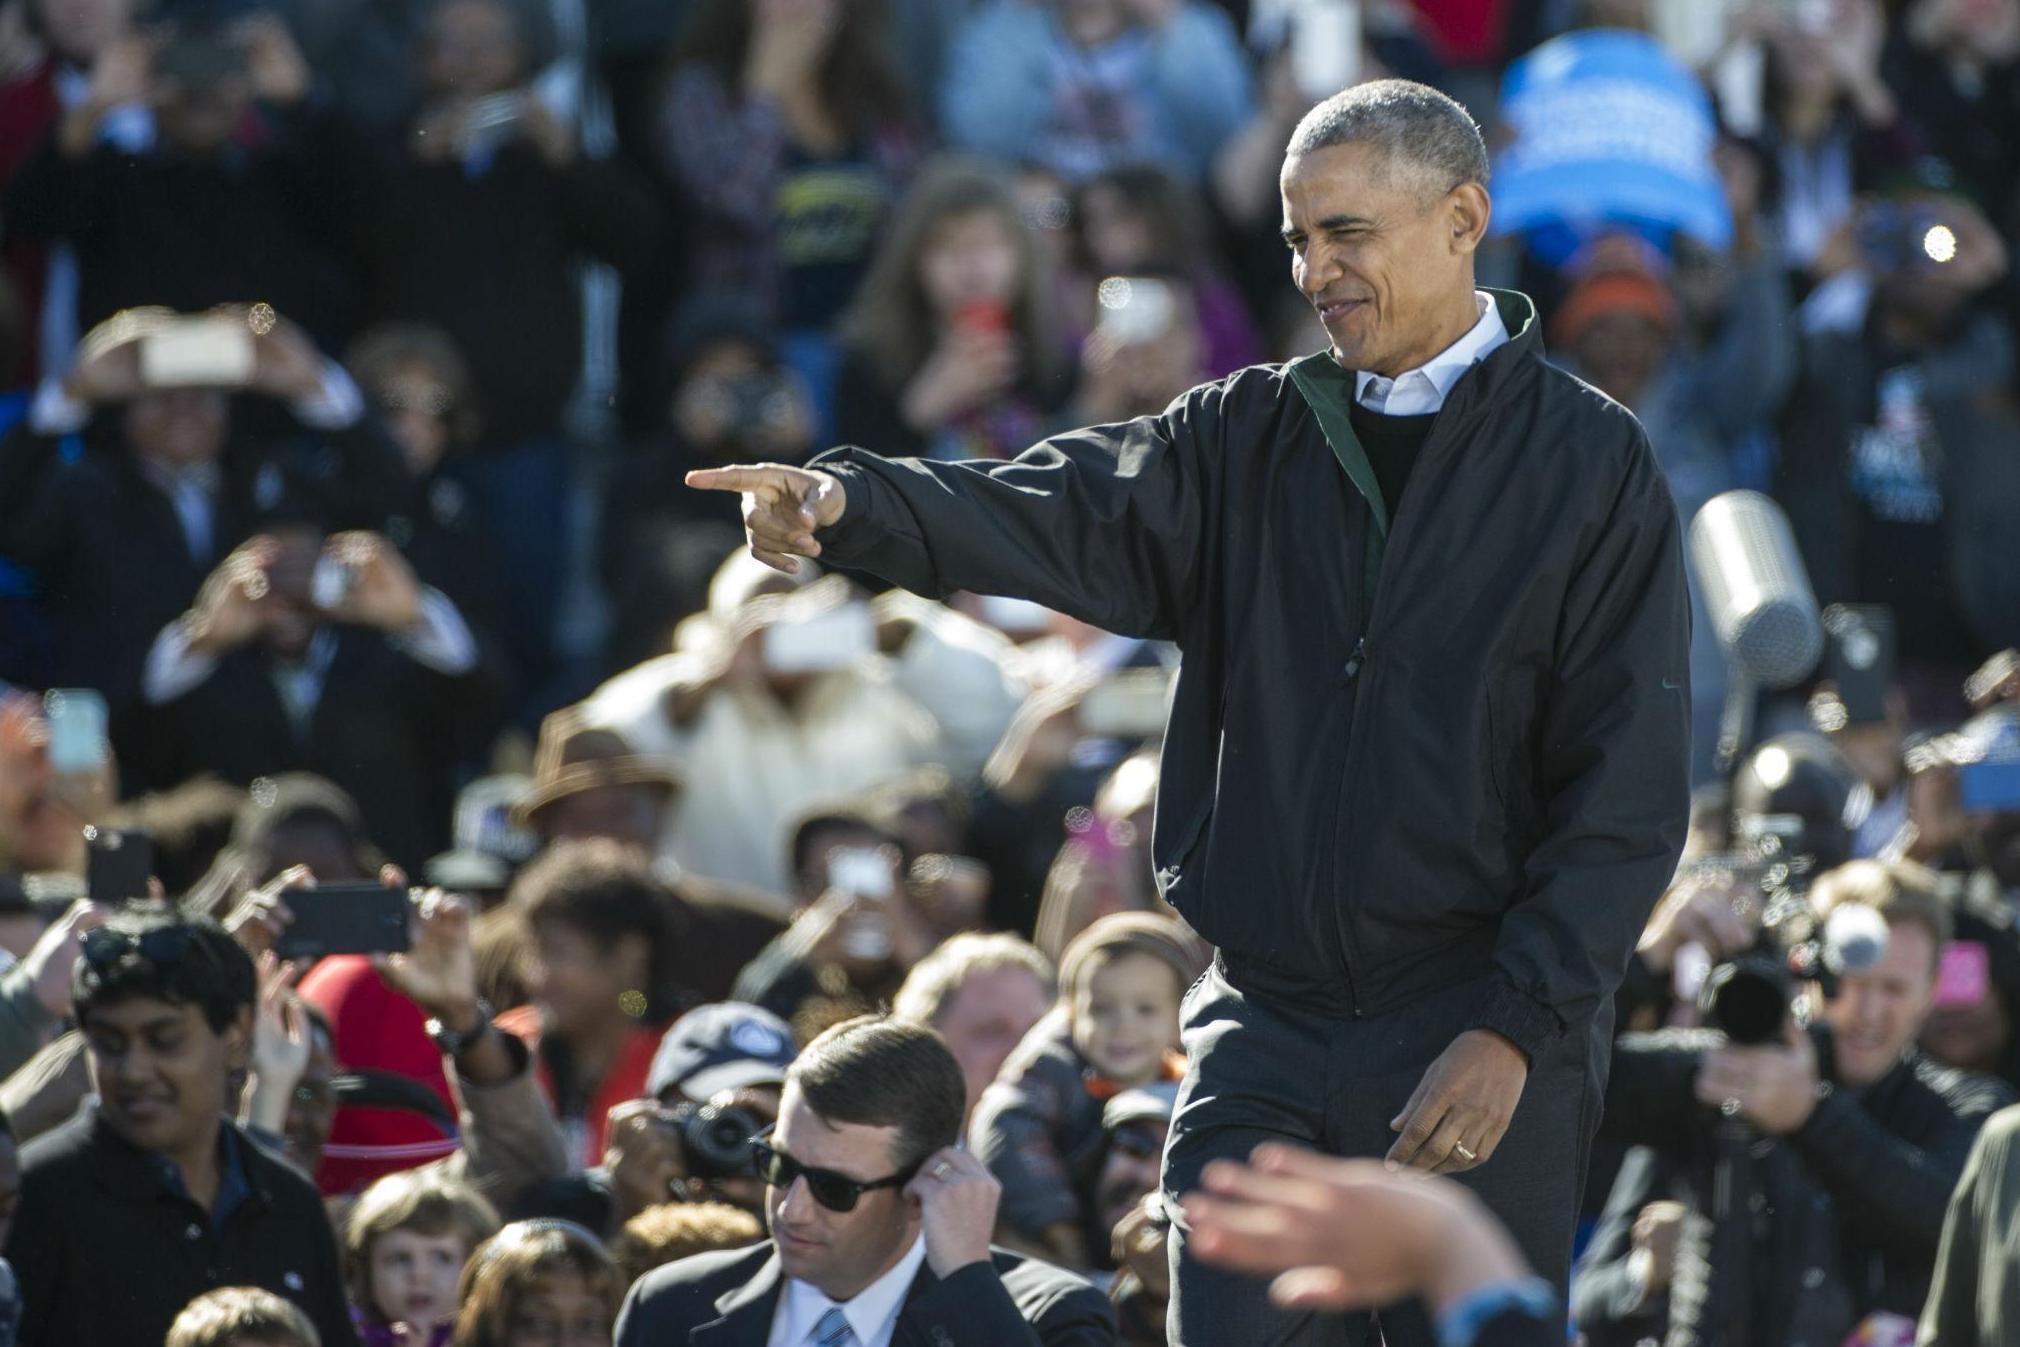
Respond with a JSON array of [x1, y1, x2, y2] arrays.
[[81, 926, 193, 971], [750, 1127, 921, 1213]]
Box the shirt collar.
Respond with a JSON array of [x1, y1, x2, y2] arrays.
[[780, 1237, 927, 1347], [1352, 291, 1509, 412], [136, 457, 223, 497]]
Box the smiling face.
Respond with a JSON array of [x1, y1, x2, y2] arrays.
[[1071, 951, 1182, 1087], [1827, 919, 1938, 1087], [935, 965, 1052, 1117], [82, 994, 248, 1164], [503, 1268, 610, 1347], [1280, 140, 1490, 378]]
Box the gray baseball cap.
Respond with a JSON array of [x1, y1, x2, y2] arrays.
[[1103, 1081, 1180, 1132]]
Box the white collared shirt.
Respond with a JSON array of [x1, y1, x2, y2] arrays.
[[1351, 291, 1509, 416], [766, 1238, 928, 1347]]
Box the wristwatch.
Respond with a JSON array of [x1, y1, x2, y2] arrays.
[[425, 999, 494, 1057]]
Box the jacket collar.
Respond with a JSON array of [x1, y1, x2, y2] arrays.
[[82, 1103, 278, 1215], [691, 1243, 948, 1347]]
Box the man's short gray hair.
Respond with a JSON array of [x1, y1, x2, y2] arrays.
[[1286, 79, 1489, 198]]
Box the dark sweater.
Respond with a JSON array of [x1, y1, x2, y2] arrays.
[[1348, 399, 1438, 522]]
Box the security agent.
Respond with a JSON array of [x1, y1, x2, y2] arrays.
[[613, 1015, 1113, 1346], [692, 77, 1690, 1347]]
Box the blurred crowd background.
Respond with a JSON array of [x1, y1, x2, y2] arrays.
[[1, 0, 2019, 1345]]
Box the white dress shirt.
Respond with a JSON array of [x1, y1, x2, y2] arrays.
[[766, 1238, 928, 1347], [1351, 291, 1509, 415]]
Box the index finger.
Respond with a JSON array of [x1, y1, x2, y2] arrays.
[[687, 466, 788, 495]]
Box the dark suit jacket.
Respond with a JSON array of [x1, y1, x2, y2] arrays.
[[614, 1241, 1115, 1347]]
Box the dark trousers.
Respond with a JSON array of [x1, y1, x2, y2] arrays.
[[1163, 961, 1608, 1346]]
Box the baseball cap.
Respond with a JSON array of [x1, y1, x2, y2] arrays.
[[1103, 1080, 1180, 1132], [646, 1002, 797, 1103]]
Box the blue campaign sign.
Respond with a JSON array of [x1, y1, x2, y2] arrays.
[[1491, 29, 1732, 263]]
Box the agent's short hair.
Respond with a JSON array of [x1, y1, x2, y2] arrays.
[[610, 1201, 764, 1285], [892, 933, 1055, 1028], [788, 1016, 965, 1170], [1810, 860, 1953, 974], [344, 1170, 500, 1309], [1286, 78, 1489, 198], [73, 907, 255, 1034], [166, 1287, 319, 1347]]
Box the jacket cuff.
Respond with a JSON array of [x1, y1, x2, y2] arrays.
[[1469, 977, 1564, 1063], [807, 453, 890, 562], [910, 1258, 1013, 1319]]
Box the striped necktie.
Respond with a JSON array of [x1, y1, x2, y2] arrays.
[[812, 1305, 859, 1347]]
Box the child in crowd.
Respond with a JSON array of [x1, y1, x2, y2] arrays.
[[972, 912, 1206, 1269], [167, 1287, 322, 1347], [454, 1220, 623, 1347], [345, 1171, 501, 1347], [608, 1201, 764, 1287]]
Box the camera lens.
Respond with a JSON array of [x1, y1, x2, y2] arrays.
[[679, 1103, 762, 1180]]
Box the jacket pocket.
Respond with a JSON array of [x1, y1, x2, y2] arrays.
[[1482, 668, 1541, 842]]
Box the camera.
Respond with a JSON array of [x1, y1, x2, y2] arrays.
[[1697, 821, 1888, 1045], [668, 1100, 764, 1181]]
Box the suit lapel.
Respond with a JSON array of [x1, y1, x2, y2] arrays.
[[692, 1250, 785, 1347], [888, 1260, 944, 1347]]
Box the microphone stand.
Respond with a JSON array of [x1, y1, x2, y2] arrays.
[[1714, 670, 1757, 779]]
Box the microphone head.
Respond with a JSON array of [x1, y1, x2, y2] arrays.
[[1689, 491, 1824, 689]]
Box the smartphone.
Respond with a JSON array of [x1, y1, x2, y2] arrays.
[[1958, 759, 2020, 815], [310, 555, 354, 611], [42, 688, 108, 775], [1821, 605, 1895, 725], [139, 316, 255, 389], [828, 848, 896, 901], [761, 603, 876, 675], [1095, 277, 1176, 347], [1080, 671, 1173, 739], [1935, 940, 1993, 1011], [84, 826, 154, 904], [954, 300, 1012, 337], [274, 883, 412, 960], [1289, 0, 1361, 101]]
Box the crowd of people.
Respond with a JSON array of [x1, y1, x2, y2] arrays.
[[0, 0, 2017, 1343]]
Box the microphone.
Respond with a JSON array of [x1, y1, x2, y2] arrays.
[[1688, 491, 1823, 690]]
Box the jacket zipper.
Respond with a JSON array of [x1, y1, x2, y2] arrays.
[[1327, 375, 1502, 1019]]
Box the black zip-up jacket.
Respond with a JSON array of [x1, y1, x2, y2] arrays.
[[812, 291, 1691, 1061]]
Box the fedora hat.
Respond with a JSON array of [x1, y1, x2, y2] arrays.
[[514, 705, 681, 828]]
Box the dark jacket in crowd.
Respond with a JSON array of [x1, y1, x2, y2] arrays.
[[365, 139, 659, 446], [613, 1241, 1115, 1346], [8, 1107, 359, 1347], [811, 290, 1691, 1072], [132, 626, 506, 868], [382, 468, 514, 664], [0, 408, 409, 712], [1587, 1027, 2013, 1346], [4, 110, 365, 349], [1777, 306, 2020, 673]]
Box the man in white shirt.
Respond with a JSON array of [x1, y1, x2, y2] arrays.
[[615, 1016, 1115, 1347]]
